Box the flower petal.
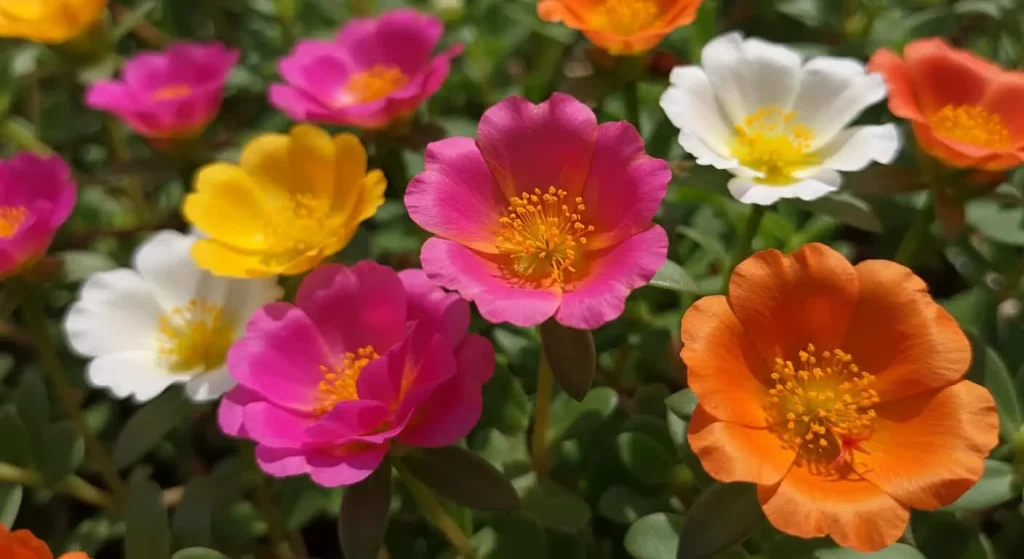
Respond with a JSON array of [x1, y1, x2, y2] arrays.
[[702, 32, 803, 124], [790, 56, 888, 147], [398, 268, 470, 346], [904, 37, 1002, 114], [183, 163, 269, 249], [133, 230, 208, 310], [184, 367, 237, 402], [727, 169, 840, 205], [243, 401, 317, 448], [660, 66, 736, 166], [867, 48, 926, 122], [688, 406, 793, 485], [815, 124, 902, 171], [64, 269, 162, 356], [307, 444, 389, 487], [86, 351, 187, 403]]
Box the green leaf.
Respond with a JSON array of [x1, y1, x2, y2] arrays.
[[514, 473, 591, 533], [41, 421, 84, 485], [813, 543, 927, 558], [339, 458, 392, 559], [676, 483, 764, 559], [57, 250, 118, 283], [12, 374, 48, 466], [0, 406, 33, 467], [967, 333, 1022, 439], [650, 260, 699, 293], [598, 485, 673, 525], [843, 166, 927, 197], [172, 475, 216, 549], [616, 432, 676, 487], [467, 512, 548, 559], [965, 200, 1024, 246], [540, 320, 596, 401], [945, 460, 1018, 511], [624, 513, 683, 559], [548, 387, 620, 444], [399, 446, 519, 511], [793, 193, 883, 233], [911, 510, 988, 559], [125, 475, 172, 559], [113, 386, 193, 470], [481, 366, 532, 435], [171, 549, 230, 559], [0, 483, 22, 528], [665, 389, 698, 421]]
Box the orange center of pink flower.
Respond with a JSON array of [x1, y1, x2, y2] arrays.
[[732, 106, 819, 185], [152, 83, 193, 101], [337, 65, 409, 106], [0, 206, 29, 239], [314, 346, 379, 417], [590, 0, 662, 35], [765, 344, 879, 474], [496, 186, 595, 288], [930, 104, 1011, 149]]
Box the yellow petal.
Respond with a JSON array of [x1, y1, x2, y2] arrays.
[[353, 169, 388, 223], [287, 124, 335, 201], [331, 132, 370, 217], [191, 239, 274, 278], [183, 163, 268, 249], [239, 133, 293, 204]]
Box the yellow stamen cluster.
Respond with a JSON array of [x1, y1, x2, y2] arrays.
[[338, 64, 410, 106], [930, 104, 1010, 149], [765, 344, 879, 474], [261, 193, 332, 267], [0, 206, 29, 238], [314, 346, 379, 417], [496, 186, 595, 287], [156, 298, 236, 373], [591, 0, 661, 35], [732, 105, 819, 185], [152, 83, 193, 101]]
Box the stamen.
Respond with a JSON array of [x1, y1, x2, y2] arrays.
[[314, 346, 379, 417], [590, 0, 661, 35], [930, 104, 1010, 149], [336, 65, 409, 106], [152, 84, 193, 101], [261, 193, 333, 267], [731, 105, 819, 185], [0, 206, 29, 238], [156, 298, 236, 373]]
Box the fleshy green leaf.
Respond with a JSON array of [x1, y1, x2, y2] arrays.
[[171, 549, 230, 559], [113, 386, 193, 470], [466, 512, 548, 559], [624, 513, 683, 559], [676, 483, 763, 559], [339, 458, 392, 559], [0, 483, 22, 528], [548, 387, 620, 444], [399, 446, 519, 511], [598, 485, 673, 525], [665, 389, 698, 421], [794, 193, 883, 233], [945, 460, 1018, 511], [125, 475, 171, 559], [41, 421, 84, 485], [172, 475, 216, 549], [965, 200, 1024, 246], [967, 333, 1022, 439], [813, 543, 927, 558], [616, 432, 676, 487], [540, 320, 596, 401], [0, 406, 33, 467], [650, 260, 699, 293], [514, 473, 591, 533]]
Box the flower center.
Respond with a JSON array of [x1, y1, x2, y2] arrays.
[[930, 104, 1010, 149], [0, 206, 29, 238], [156, 299, 236, 373], [336, 65, 409, 106], [732, 105, 819, 186], [152, 84, 193, 101], [765, 344, 879, 475], [496, 187, 595, 288], [314, 346, 379, 417], [260, 193, 333, 267], [590, 0, 661, 35]]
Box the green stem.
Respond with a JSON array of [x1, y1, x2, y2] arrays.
[[723, 205, 767, 292], [398, 466, 477, 559], [0, 462, 114, 510], [894, 194, 934, 268], [530, 349, 554, 477], [19, 286, 127, 505], [624, 81, 640, 132], [253, 457, 293, 559], [0, 117, 54, 155]]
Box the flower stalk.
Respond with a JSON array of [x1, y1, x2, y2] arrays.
[[530, 348, 555, 476], [398, 465, 477, 559]]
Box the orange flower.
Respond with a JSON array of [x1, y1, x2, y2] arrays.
[[681, 243, 998, 552], [0, 525, 88, 559], [869, 38, 1024, 171], [537, 0, 702, 56]]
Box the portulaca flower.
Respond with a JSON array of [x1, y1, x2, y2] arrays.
[[660, 32, 902, 205], [64, 230, 282, 403]]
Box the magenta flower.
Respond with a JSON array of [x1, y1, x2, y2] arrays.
[[269, 9, 462, 130], [0, 154, 76, 279], [217, 262, 494, 487], [85, 42, 239, 140], [405, 93, 670, 330]]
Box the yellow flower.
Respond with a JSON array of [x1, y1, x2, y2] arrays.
[[183, 125, 386, 278], [0, 0, 108, 44]]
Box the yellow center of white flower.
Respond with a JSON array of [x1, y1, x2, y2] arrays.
[[496, 187, 594, 288], [765, 344, 880, 475], [590, 0, 661, 35], [732, 105, 820, 185], [0, 206, 29, 238], [337, 64, 409, 106], [152, 84, 193, 101], [314, 346, 379, 417], [930, 104, 1010, 149], [156, 298, 236, 373], [261, 193, 333, 267]]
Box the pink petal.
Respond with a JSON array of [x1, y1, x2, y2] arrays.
[[555, 226, 668, 330], [398, 268, 470, 345], [397, 377, 482, 448], [420, 238, 561, 327], [477, 93, 598, 199], [304, 399, 391, 443], [307, 444, 390, 487], [243, 401, 317, 448], [255, 446, 313, 477], [335, 9, 443, 73], [455, 334, 496, 386], [218, 386, 260, 438], [581, 122, 671, 249], [405, 137, 505, 253]]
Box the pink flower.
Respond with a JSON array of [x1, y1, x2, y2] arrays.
[[405, 93, 670, 330], [217, 261, 494, 487], [269, 9, 462, 130], [85, 42, 239, 140], [0, 154, 76, 279]]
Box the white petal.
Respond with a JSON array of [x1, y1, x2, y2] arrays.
[[814, 124, 902, 171], [64, 269, 162, 357], [728, 169, 841, 206], [86, 351, 188, 403], [791, 57, 888, 147], [702, 32, 804, 124], [134, 230, 232, 310], [185, 367, 236, 402], [662, 66, 735, 160]]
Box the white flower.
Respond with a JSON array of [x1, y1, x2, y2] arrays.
[[64, 230, 282, 403], [659, 32, 902, 206]]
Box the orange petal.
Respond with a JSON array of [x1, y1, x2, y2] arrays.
[[981, 74, 1024, 147], [843, 259, 971, 401], [856, 381, 998, 510], [758, 465, 909, 552], [904, 38, 1004, 115], [688, 405, 794, 485], [58, 554, 90, 559], [681, 295, 772, 426], [727, 243, 858, 364], [911, 121, 998, 169], [867, 48, 926, 122]]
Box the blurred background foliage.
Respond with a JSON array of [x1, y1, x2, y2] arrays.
[[2, 0, 1024, 558]]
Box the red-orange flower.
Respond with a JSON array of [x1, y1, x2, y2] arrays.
[[537, 0, 702, 56], [869, 38, 1024, 171], [681, 243, 998, 552], [0, 525, 89, 559]]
